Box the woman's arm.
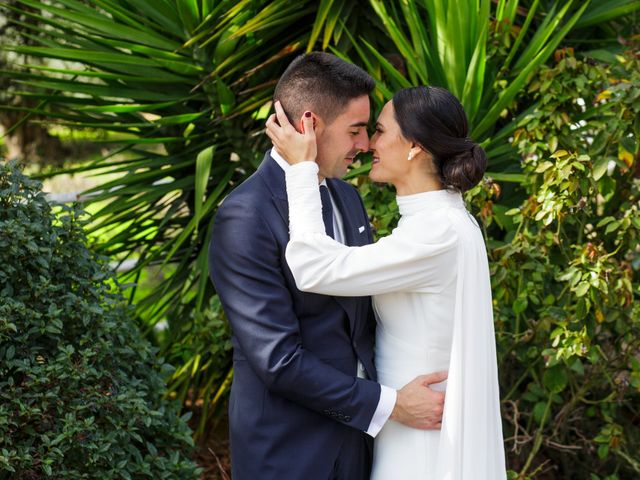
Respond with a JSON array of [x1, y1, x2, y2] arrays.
[[285, 162, 458, 297]]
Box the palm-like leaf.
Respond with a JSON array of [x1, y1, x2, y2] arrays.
[[340, 0, 637, 179], [1, 0, 320, 432], [2, 0, 638, 440]]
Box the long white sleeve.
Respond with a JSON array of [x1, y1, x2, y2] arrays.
[[285, 162, 458, 297]]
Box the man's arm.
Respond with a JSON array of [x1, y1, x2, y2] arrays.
[[209, 198, 380, 431]]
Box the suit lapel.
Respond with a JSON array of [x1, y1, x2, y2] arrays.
[[327, 179, 369, 247]]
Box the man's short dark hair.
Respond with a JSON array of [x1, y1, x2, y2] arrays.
[[273, 52, 375, 125]]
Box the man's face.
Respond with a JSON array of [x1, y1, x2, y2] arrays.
[[314, 95, 370, 180]]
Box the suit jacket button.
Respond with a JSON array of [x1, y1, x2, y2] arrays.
[[345, 416, 352, 422], [323, 409, 330, 415]]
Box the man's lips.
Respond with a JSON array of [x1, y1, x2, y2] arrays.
[[372, 156, 380, 164]]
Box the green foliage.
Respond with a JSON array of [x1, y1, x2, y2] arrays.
[[0, 162, 200, 479], [1, 1, 640, 477], [0, 0, 392, 436], [164, 296, 232, 439], [0, 0, 320, 424], [340, 0, 588, 157], [468, 48, 640, 478]]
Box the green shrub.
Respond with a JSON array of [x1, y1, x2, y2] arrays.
[[471, 50, 640, 478], [0, 162, 200, 479], [165, 295, 232, 439]]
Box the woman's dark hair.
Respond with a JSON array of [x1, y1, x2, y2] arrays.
[[392, 86, 487, 192], [274, 52, 375, 125]]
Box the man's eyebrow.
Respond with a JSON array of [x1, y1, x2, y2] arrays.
[[349, 122, 368, 127]]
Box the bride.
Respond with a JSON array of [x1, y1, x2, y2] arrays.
[[266, 85, 506, 479]]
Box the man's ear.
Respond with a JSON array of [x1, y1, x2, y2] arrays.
[[312, 114, 324, 136]]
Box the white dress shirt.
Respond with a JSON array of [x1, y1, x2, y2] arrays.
[[271, 149, 395, 437]]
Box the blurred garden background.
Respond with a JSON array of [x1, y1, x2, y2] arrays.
[[1, 0, 639, 478]]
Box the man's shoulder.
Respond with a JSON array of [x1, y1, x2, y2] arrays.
[[218, 170, 269, 211], [212, 178, 275, 243]]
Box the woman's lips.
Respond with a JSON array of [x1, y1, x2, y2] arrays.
[[372, 156, 380, 164]]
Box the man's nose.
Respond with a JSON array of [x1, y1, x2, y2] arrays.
[[355, 131, 370, 152]]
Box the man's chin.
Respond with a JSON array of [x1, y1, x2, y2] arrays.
[[337, 168, 349, 178], [337, 163, 352, 177]]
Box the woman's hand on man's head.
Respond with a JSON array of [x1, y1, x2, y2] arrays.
[[265, 100, 318, 165]]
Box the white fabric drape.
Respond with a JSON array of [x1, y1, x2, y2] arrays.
[[285, 162, 505, 479]]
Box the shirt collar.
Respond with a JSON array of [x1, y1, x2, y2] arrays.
[[270, 147, 290, 171], [271, 147, 327, 187]]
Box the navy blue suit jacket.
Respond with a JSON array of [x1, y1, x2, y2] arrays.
[[209, 153, 380, 479]]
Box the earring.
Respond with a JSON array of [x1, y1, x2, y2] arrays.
[[407, 151, 413, 161]]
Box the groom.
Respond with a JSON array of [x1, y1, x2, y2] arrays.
[[209, 52, 446, 480]]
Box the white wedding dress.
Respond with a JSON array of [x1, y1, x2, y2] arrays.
[[285, 162, 506, 479]]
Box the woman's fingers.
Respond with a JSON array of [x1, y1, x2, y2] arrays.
[[266, 102, 317, 164], [265, 113, 276, 127], [301, 112, 315, 141], [265, 112, 276, 127], [265, 113, 279, 134], [273, 100, 293, 131], [264, 126, 275, 142], [265, 113, 281, 143]]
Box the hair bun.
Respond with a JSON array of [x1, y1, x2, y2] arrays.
[[441, 144, 487, 193]]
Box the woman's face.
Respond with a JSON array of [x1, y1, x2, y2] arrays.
[[369, 101, 413, 184]]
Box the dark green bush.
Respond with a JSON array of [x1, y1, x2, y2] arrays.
[[0, 162, 200, 479]]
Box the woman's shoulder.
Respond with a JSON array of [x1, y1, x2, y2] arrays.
[[396, 207, 461, 246]]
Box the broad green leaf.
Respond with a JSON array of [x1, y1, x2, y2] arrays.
[[216, 78, 236, 115], [18, 0, 181, 50], [575, 0, 640, 28], [544, 366, 568, 393], [194, 146, 215, 231], [592, 156, 610, 180], [307, 0, 335, 51], [513, 296, 528, 315]]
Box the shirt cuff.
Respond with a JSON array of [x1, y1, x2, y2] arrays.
[[365, 384, 396, 437]]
